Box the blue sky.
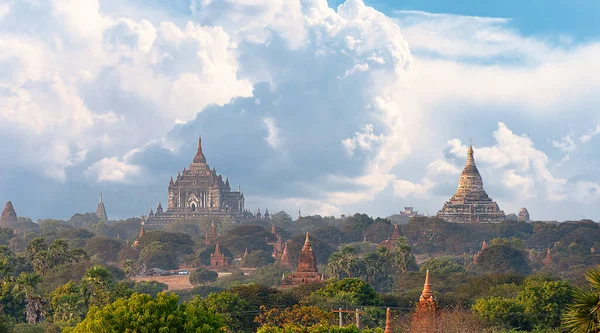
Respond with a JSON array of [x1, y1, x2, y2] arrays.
[[1, 0, 599, 222]]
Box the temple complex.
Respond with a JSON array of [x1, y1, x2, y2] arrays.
[[437, 140, 506, 223], [96, 193, 108, 220], [379, 224, 401, 251], [146, 137, 246, 226], [518, 208, 531, 222], [280, 233, 323, 287], [411, 270, 440, 333], [210, 242, 229, 268], [0, 201, 18, 229], [204, 221, 218, 246]]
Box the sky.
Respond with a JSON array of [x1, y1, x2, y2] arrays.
[[1, 0, 599, 222]]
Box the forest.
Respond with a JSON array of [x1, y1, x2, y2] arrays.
[[1, 211, 600, 332]]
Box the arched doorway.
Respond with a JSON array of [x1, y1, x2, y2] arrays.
[[191, 203, 196, 212]]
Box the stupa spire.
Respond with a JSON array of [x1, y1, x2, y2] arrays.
[[384, 308, 392, 333], [193, 136, 207, 164], [96, 193, 108, 220], [420, 270, 434, 301]]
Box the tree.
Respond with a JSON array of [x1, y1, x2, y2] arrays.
[[84, 236, 122, 263], [137, 231, 195, 256], [517, 277, 573, 328], [363, 221, 393, 244], [199, 292, 253, 331], [472, 296, 527, 329], [138, 241, 178, 270], [228, 284, 296, 310], [256, 304, 334, 331], [250, 264, 291, 288], [80, 265, 114, 309], [50, 281, 87, 326], [165, 220, 201, 236], [389, 237, 417, 273], [270, 211, 293, 225], [342, 214, 375, 243], [242, 250, 275, 268], [13, 272, 44, 324], [563, 266, 600, 332], [419, 257, 465, 277], [189, 268, 218, 285], [219, 225, 276, 254], [65, 292, 226, 333], [327, 246, 365, 279], [474, 245, 531, 275], [316, 278, 381, 306]]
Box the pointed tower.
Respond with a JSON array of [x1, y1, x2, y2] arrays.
[[210, 242, 229, 267], [280, 242, 292, 268], [193, 136, 207, 164], [156, 202, 163, 213], [96, 193, 108, 220], [298, 209, 301, 220], [0, 201, 18, 229], [280, 233, 321, 287], [411, 270, 440, 333], [205, 220, 218, 245], [271, 224, 277, 235], [264, 208, 270, 220], [391, 224, 400, 242], [384, 308, 393, 333], [256, 208, 262, 219], [542, 248, 553, 265], [437, 139, 505, 223]]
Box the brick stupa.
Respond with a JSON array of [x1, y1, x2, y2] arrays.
[[411, 270, 440, 333], [0, 201, 18, 229], [280, 233, 322, 287]]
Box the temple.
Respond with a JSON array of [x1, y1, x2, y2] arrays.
[[379, 224, 401, 251], [542, 248, 552, 265], [279, 242, 292, 268], [280, 233, 323, 287], [210, 242, 229, 268], [411, 270, 440, 333], [146, 137, 246, 226], [96, 193, 108, 220], [437, 140, 506, 223], [518, 207, 531, 222], [204, 221, 218, 246], [0, 201, 18, 229]]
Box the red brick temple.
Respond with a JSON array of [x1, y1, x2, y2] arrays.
[[411, 270, 440, 333], [210, 242, 229, 268], [280, 233, 323, 287]]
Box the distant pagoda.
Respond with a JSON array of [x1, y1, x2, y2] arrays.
[[96, 193, 108, 220], [0, 201, 18, 229], [280, 233, 323, 287], [437, 140, 505, 223]]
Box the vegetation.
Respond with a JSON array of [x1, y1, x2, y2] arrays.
[[0, 211, 597, 332]]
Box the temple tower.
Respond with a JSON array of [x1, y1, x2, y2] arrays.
[[280, 242, 292, 268], [411, 270, 440, 333], [205, 220, 218, 246], [542, 248, 553, 265], [518, 207, 531, 221], [280, 233, 322, 287], [210, 242, 229, 268], [96, 193, 108, 220], [0, 201, 18, 229], [437, 140, 505, 223]]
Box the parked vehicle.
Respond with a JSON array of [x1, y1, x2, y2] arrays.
[[177, 270, 189, 275]]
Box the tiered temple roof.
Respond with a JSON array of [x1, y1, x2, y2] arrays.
[[210, 242, 229, 268], [411, 270, 440, 333], [437, 140, 505, 223], [146, 137, 247, 227]]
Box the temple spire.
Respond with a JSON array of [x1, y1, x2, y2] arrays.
[[384, 308, 392, 333], [420, 270, 434, 301], [193, 136, 207, 164], [96, 193, 108, 220]]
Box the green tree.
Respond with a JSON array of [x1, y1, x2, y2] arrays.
[[474, 245, 531, 275], [389, 237, 417, 273], [138, 241, 178, 270], [50, 281, 87, 326], [516, 277, 573, 328], [219, 225, 276, 254], [84, 236, 122, 263], [199, 292, 253, 331], [419, 257, 465, 277], [80, 265, 113, 309], [472, 296, 528, 329], [65, 292, 226, 333], [563, 266, 600, 333], [316, 278, 381, 306], [189, 268, 219, 285], [137, 231, 195, 256], [327, 246, 365, 279], [241, 250, 275, 268]]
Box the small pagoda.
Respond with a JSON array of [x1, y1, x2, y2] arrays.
[[204, 221, 218, 246], [210, 242, 229, 268], [280, 233, 323, 287], [411, 270, 440, 333], [379, 224, 401, 250]]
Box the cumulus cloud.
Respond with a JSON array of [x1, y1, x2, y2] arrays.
[[2, 0, 600, 221]]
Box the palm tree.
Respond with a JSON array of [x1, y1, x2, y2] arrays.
[[563, 266, 600, 332], [13, 272, 43, 324]]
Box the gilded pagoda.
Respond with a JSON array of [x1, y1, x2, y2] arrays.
[[437, 140, 505, 223]]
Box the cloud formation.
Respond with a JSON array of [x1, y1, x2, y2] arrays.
[[1, 0, 599, 221]]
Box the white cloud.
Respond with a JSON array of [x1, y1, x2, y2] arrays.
[[552, 134, 576, 153], [262, 117, 281, 149], [393, 179, 434, 198], [342, 124, 385, 156], [580, 124, 600, 143], [502, 169, 534, 200]]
